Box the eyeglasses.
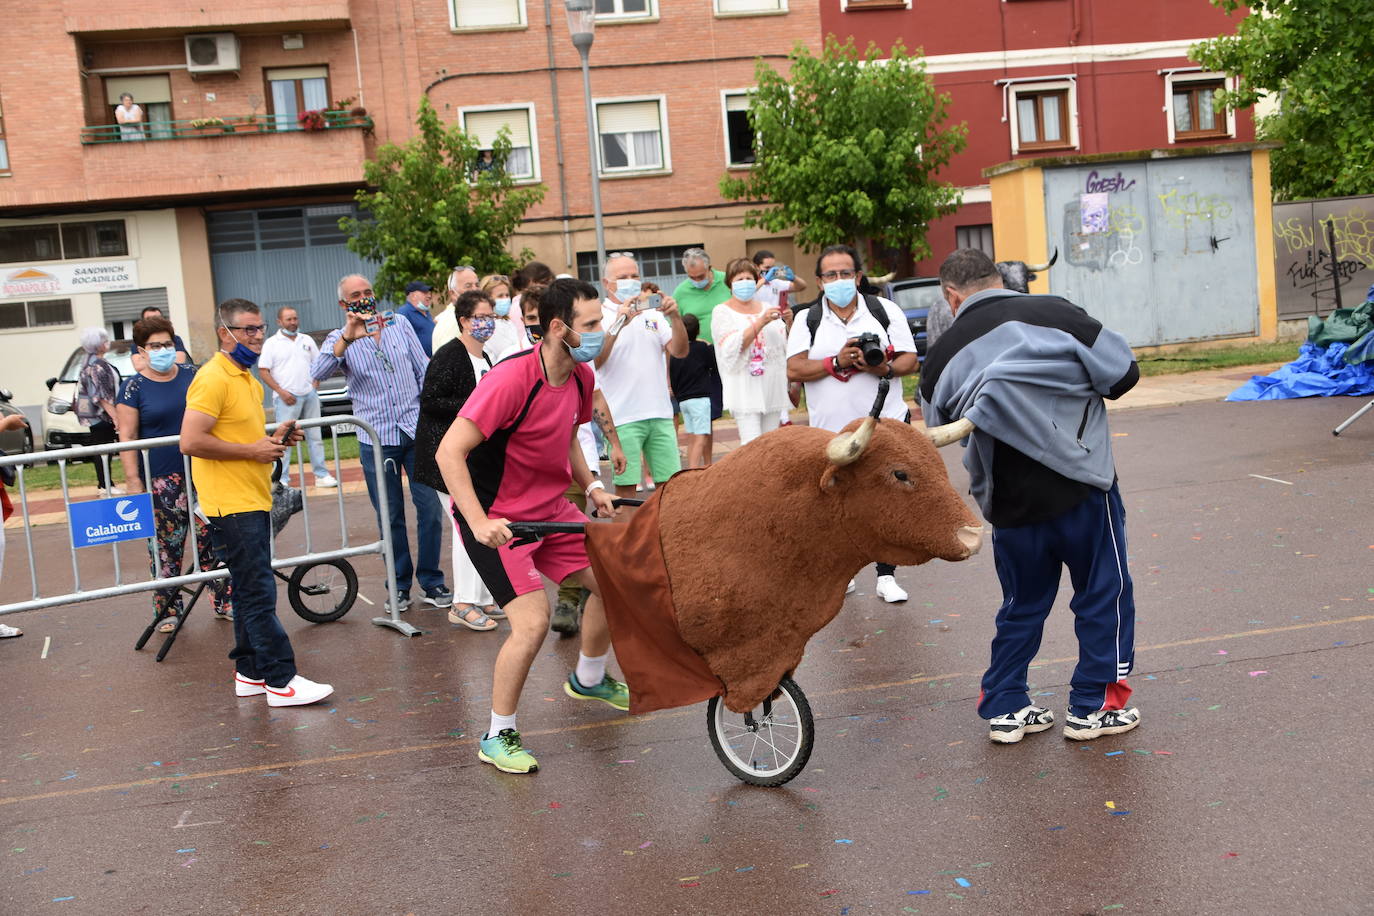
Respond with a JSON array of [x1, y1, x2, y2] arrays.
[[225, 324, 267, 336], [144, 341, 177, 351], [818, 269, 858, 282]]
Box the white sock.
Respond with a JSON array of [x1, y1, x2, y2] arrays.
[[574, 652, 608, 689], [487, 710, 517, 738]]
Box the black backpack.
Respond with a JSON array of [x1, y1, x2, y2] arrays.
[[803, 293, 891, 348]]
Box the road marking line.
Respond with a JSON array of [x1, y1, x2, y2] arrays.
[[4, 613, 1370, 809], [1248, 474, 1293, 485], [40, 636, 50, 659], [356, 593, 375, 606]]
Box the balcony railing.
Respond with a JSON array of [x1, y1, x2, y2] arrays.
[[80, 111, 374, 145]]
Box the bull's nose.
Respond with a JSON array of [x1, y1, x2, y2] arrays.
[[957, 525, 984, 557]]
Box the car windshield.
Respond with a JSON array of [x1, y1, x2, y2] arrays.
[[892, 283, 947, 314], [59, 344, 137, 383]]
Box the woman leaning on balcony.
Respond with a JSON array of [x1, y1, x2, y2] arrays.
[[115, 93, 145, 141]]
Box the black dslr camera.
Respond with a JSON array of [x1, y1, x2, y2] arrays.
[[852, 332, 887, 367]]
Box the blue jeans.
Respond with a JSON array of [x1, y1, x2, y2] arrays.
[[273, 390, 329, 478], [207, 511, 296, 688], [358, 431, 445, 594]]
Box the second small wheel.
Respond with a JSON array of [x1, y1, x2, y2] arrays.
[[707, 677, 814, 787], [287, 559, 359, 623]]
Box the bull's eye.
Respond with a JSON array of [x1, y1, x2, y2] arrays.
[[893, 470, 909, 482]]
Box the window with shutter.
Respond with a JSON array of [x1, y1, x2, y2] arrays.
[[595, 99, 667, 173], [723, 92, 755, 166], [716, 0, 785, 13], [452, 0, 525, 29], [461, 106, 537, 179]]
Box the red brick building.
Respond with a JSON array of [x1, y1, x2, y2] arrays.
[[0, 0, 821, 416], [821, 0, 1257, 276]]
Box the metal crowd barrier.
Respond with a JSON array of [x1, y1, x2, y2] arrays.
[[0, 415, 418, 638]]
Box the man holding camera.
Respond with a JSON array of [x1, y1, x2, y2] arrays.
[[786, 244, 919, 603], [312, 274, 450, 615]]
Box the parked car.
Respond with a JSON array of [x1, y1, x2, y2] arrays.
[[44, 342, 137, 450], [887, 277, 947, 358], [0, 388, 34, 456]]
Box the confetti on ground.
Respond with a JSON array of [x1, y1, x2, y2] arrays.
[[907, 890, 932, 895], [736, 866, 754, 872], [835, 839, 853, 844], [1249, 671, 1268, 677], [1223, 852, 1240, 859], [176, 848, 195, 854], [1111, 810, 1132, 816], [1105, 751, 1125, 757], [819, 889, 838, 897], [955, 878, 971, 888], [1105, 801, 1116, 809], [638, 841, 653, 849]]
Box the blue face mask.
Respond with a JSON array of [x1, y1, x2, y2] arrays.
[[468, 316, 496, 342], [691, 275, 711, 289], [732, 279, 757, 301], [494, 298, 512, 318], [148, 348, 177, 372], [282, 327, 298, 337], [823, 278, 858, 307], [221, 324, 260, 368], [614, 278, 642, 302], [565, 328, 605, 363]]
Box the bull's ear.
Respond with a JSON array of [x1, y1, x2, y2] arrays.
[[820, 465, 848, 490]]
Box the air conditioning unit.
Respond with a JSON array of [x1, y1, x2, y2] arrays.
[[184, 33, 240, 74]]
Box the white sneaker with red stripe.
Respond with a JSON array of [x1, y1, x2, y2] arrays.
[[234, 673, 267, 697], [265, 675, 334, 707]]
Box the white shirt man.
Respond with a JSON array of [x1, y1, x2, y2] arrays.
[[432, 265, 480, 353], [786, 245, 919, 603], [594, 254, 689, 497], [258, 307, 337, 487]]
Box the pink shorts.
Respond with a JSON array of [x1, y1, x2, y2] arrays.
[[456, 499, 590, 606]]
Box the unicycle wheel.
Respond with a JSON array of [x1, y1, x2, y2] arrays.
[[287, 559, 359, 623], [707, 677, 814, 787]]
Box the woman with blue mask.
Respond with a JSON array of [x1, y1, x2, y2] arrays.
[[415, 290, 503, 632], [116, 316, 232, 634], [710, 257, 793, 445], [479, 273, 521, 361]]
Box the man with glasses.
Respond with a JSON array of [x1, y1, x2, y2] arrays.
[[786, 244, 919, 603], [258, 306, 337, 489], [670, 248, 729, 342], [312, 274, 451, 614], [433, 265, 480, 352], [595, 252, 689, 499], [181, 299, 334, 707]]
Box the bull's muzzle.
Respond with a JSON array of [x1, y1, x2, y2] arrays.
[[957, 524, 984, 557]]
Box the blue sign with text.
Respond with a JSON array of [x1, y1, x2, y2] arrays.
[[68, 494, 156, 548]]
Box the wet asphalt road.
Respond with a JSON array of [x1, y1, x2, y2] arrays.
[[3, 396, 1374, 915]]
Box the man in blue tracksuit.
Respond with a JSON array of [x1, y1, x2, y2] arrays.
[[919, 248, 1142, 744]]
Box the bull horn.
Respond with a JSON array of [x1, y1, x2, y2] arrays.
[[827, 417, 876, 465], [926, 416, 975, 447], [1026, 246, 1060, 273]]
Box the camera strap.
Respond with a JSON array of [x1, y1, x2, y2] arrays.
[[805, 294, 890, 350]]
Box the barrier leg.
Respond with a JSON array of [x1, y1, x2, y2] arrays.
[[365, 433, 421, 638]]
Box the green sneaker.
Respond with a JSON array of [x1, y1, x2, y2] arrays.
[[564, 673, 630, 711], [477, 728, 539, 774]]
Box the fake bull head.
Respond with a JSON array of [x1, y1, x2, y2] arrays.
[[995, 246, 1059, 293]]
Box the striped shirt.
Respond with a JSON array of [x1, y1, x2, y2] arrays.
[[312, 319, 429, 447]]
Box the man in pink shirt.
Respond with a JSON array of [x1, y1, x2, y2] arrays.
[[436, 278, 627, 774]]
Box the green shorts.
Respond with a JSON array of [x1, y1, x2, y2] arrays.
[[613, 417, 682, 487]]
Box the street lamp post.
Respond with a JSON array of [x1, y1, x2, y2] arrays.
[[564, 0, 607, 277]]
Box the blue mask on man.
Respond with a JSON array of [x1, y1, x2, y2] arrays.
[[565, 328, 605, 363], [823, 278, 858, 307], [691, 275, 711, 289], [221, 323, 260, 368]]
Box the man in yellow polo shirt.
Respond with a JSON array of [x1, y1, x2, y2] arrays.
[[181, 298, 334, 707]]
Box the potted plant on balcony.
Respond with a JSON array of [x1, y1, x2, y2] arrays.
[[298, 109, 328, 132], [189, 116, 226, 136]]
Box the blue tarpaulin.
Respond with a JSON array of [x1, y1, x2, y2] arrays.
[[1227, 341, 1374, 401]]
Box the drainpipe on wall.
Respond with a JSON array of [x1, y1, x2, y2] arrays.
[[544, 0, 574, 273]]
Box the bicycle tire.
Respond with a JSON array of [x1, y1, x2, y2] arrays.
[[287, 559, 358, 623], [707, 677, 814, 787]]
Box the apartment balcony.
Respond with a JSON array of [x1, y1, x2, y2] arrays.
[[63, 1, 350, 37], [71, 114, 371, 207]]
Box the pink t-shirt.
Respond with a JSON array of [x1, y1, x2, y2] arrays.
[[458, 343, 593, 520]]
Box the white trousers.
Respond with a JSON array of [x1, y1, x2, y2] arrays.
[[734, 410, 782, 446], [439, 492, 494, 606]]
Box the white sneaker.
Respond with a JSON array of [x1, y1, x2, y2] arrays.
[[314, 473, 339, 488], [876, 575, 908, 603], [845, 579, 856, 595], [234, 672, 266, 697], [0, 623, 23, 638], [264, 674, 334, 707], [101, 485, 127, 497]]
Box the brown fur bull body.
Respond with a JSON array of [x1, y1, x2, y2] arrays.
[[655, 417, 982, 713]]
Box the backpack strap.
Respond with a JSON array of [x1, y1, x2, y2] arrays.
[[806, 294, 892, 348]]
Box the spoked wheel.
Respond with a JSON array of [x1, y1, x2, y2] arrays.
[[287, 559, 358, 623], [707, 677, 814, 787]]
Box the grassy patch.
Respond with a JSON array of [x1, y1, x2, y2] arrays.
[[1135, 341, 1300, 377]]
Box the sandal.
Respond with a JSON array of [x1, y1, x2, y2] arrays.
[[156, 615, 180, 634], [448, 603, 497, 631], [482, 604, 506, 620]]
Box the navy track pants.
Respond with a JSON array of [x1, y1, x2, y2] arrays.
[[978, 483, 1136, 720]]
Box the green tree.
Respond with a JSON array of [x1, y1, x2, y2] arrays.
[[719, 37, 966, 264], [1192, 0, 1374, 200], [342, 96, 545, 302]]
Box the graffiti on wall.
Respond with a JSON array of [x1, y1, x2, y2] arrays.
[[1156, 189, 1235, 255], [1272, 200, 1374, 318], [1064, 201, 1145, 272]]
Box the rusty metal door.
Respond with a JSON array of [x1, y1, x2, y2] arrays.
[[1044, 154, 1258, 347]]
